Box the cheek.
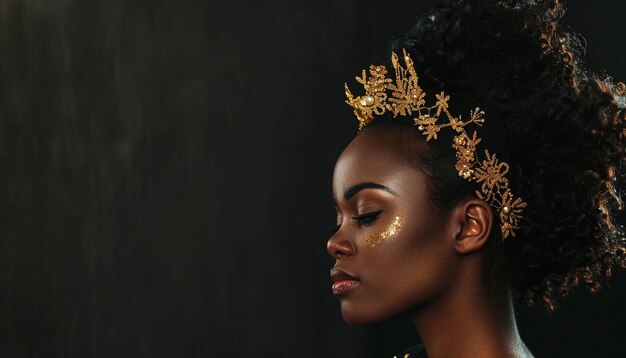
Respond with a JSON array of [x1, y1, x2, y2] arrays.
[[340, 215, 452, 325], [365, 215, 404, 248], [390, 234, 451, 306]]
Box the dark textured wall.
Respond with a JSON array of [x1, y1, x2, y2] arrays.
[[1, 0, 625, 357]]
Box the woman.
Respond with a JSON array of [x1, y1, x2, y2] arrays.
[[327, 0, 626, 357]]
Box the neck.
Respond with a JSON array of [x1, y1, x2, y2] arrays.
[[410, 280, 533, 358]]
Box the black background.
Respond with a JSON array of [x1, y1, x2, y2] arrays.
[[1, 0, 625, 357]]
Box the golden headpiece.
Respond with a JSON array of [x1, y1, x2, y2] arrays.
[[344, 49, 527, 239]]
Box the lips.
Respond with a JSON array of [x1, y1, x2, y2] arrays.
[[330, 267, 360, 295]]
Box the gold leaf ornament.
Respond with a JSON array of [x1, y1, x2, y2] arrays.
[[344, 49, 527, 239]]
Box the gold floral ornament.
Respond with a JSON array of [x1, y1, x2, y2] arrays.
[[344, 49, 527, 239]]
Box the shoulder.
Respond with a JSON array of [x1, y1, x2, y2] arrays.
[[393, 343, 427, 358]]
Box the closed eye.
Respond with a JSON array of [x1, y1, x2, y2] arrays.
[[353, 210, 383, 227], [330, 210, 384, 234]]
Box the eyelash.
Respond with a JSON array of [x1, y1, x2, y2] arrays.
[[329, 210, 383, 234]]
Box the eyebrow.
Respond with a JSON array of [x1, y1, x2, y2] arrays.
[[342, 182, 398, 201]]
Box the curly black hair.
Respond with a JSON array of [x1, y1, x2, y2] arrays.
[[360, 0, 626, 312]]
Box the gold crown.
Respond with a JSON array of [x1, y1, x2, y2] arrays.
[[344, 49, 527, 239]]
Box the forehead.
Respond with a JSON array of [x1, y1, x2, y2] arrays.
[[332, 128, 424, 201]]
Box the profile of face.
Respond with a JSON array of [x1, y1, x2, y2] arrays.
[[328, 126, 493, 325]]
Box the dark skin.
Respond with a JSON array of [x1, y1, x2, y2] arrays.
[[328, 126, 534, 358]]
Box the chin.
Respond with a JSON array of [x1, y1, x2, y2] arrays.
[[339, 300, 397, 326]]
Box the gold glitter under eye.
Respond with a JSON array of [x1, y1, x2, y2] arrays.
[[366, 216, 404, 248]]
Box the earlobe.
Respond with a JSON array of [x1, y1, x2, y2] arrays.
[[453, 200, 493, 254]]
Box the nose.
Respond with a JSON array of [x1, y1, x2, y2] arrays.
[[327, 230, 355, 259]]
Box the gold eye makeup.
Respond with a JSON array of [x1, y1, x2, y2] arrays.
[[366, 215, 404, 248]]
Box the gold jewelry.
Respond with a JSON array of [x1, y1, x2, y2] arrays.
[[344, 49, 527, 239]]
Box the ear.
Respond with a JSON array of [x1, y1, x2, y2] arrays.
[[449, 198, 493, 255]]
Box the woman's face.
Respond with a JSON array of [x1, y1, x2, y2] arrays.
[[328, 127, 459, 325]]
